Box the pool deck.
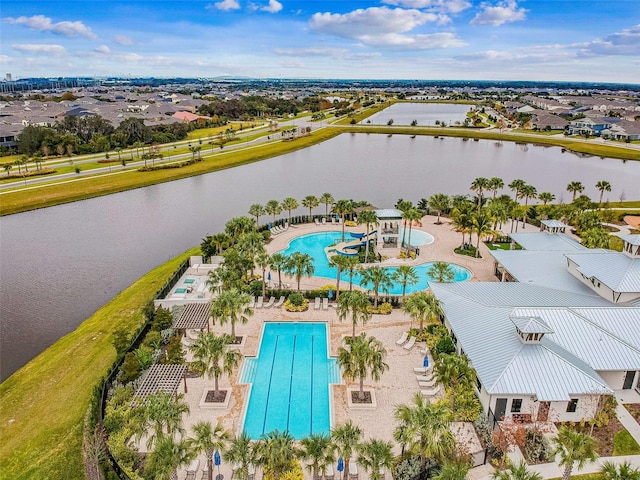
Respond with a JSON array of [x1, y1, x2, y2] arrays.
[[171, 214, 496, 479]]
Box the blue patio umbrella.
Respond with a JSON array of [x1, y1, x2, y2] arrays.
[[267, 272, 271, 282], [214, 450, 221, 466], [337, 457, 344, 473], [328, 288, 333, 300], [423, 355, 429, 368]]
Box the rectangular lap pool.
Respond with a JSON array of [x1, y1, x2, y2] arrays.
[[240, 323, 340, 439]]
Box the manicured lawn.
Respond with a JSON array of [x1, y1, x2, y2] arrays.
[[0, 247, 198, 479], [485, 242, 522, 251], [613, 429, 640, 456], [548, 474, 603, 480]]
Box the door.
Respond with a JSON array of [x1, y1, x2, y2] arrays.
[[495, 398, 507, 421], [623, 371, 636, 390], [538, 401, 550, 421]]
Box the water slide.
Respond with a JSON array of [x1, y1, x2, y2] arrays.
[[331, 231, 377, 257]]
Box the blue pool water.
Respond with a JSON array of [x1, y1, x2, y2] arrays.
[[276, 231, 471, 294], [241, 323, 339, 439]]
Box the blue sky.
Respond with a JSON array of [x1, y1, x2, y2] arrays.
[[1, 0, 639, 82]]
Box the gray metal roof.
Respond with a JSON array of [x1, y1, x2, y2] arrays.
[[510, 315, 554, 334], [375, 208, 403, 219], [509, 232, 586, 252], [566, 252, 640, 292], [621, 234, 640, 246], [541, 219, 569, 228], [572, 307, 640, 350]]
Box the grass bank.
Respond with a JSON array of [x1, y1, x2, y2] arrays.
[[0, 247, 198, 479]]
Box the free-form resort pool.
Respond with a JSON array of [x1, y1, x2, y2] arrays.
[[241, 323, 340, 439], [277, 232, 471, 294]]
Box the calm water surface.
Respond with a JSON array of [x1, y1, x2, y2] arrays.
[[364, 102, 472, 126], [2, 133, 639, 380]]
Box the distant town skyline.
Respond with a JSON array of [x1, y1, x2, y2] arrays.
[[1, 0, 639, 83]]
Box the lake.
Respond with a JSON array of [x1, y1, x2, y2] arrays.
[[363, 102, 473, 126]]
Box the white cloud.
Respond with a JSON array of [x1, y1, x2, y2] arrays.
[[260, 0, 283, 13], [382, 0, 471, 14], [12, 44, 67, 56], [113, 35, 134, 46], [94, 45, 111, 54], [470, 0, 527, 26], [576, 24, 640, 56], [6, 15, 97, 39], [273, 47, 382, 60], [207, 0, 241, 11], [361, 32, 466, 49]]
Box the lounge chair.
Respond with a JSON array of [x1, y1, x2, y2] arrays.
[[323, 463, 335, 480], [315, 218, 321, 225], [322, 218, 327, 225], [186, 472, 196, 480], [414, 367, 428, 374], [418, 378, 437, 388], [403, 336, 416, 350], [348, 461, 358, 479], [256, 296, 264, 308], [322, 297, 329, 310], [338, 217, 343, 224], [249, 297, 256, 308], [395, 331, 408, 345], [315, 297, 321, 310], [264, 296, 275, 308], [331, 217, 337, 225], [416, 373, 433, 382], [186, 459, 200, 479], [274, 296, 286, 308], [420, 385, 441, 397], [200, 463, 208, 480]]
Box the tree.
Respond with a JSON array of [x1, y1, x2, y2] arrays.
[[520, 184, 537, 228], [189, 332, 242, 394], [402, 208, 422, 256], [472, 211, 495, 257], [329, 254, 352, 301], [489, 177, 505, 199], [336, 290, 372, 339], [434, 461, 472, 480], [281, 197, 299, 225], [470, 177, 490, 210], [333, 199, 354, 242], [428, 262, 454, 283], [392, 265, 419, 302], [433, 353, 477, 413], [224, 432, 256, 480], [551, 426, 598, 480], [357, 439, 394, 480], [451, 202, 475, 248], [255, 430, 302, 480], [319, 192, 334, 219], [190, 421, 231, 480], [269, 253, 289, 289], [509, 179, 526, 203], [331, 421, 362, 480], [249, 203, 265, 226], [255, 251, 271, 298], [225, 216, 256, 242], [357, 209, 379, 264], [133, 392, 190, 449], [596, 180, 612, 206], [144, 435, 195, 480], [600, 461, 640, 480], [581, 228, 610, 249], [539, 192, 555, 205], [210, 232, 231, 255], [491, 460, 543, 480], [428, 194, 451, 224], [302, 195, 320, 222], [4, 164, 12, 176], [265, 200, 282, 223], [237, 231, 265, 276], [401, 292, 443, 333], [300, 433, 334, 480], [210, 288, 253, 338], [359, 266, 393, 308], [285, 252, 315, 291], [567, 181, 585, 202], [338, 333, 389, 401]]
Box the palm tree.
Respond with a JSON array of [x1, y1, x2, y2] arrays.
[[265, 199, 282, 223], [255, 251, 271, 298], [434, 461, 472, 480], [489, 177, 505, 199], [269, 253, 289, 289], [342, 256, 360, 292], [567, 181, 585, 202], [470, 177, 490, 210], [338, 333, 389, 401], [428, 193, 451, 224], [357, 209, 379, 264], [236, 232, 265, 276], [224, 432, 256, 480], [4, 164, 12, 176], [539, 192, 555, 205], [248, 203, 265, 226], [551, 427, 598, 480], [509, 178, 526, 203], [392, 265, 419, 302], [402, 208, 422, 256], [491, 460, 542, 480], [281, 197, 299, 225], [472, 211, 495, 257], [401, 292, 443, 333], [189, 332, 242, 394], [596, 180, 612, 206], [133, 392, 190, 450], [428, 262, 454, 283], [331, 421, 362, 480], [451, 202, 475, 248], [302, 195, 320, 222], [336, 290, 372, 339], [190, 421, 231, 480], [357, 439, 394, 480], [145, 435, 196, 480], [210, 232, 231, 255], [333, 199, 354, 242], [520, 184, 537, 228], [487, 197, 511, 231], [319, 192, 335, 219], [225, 216, 255, 241], [600, 461, 640, 480], [255, 430, 302, 480], [433, 353, 477, 413], [329, 254, 351, 301], [285, 252, 315, 291], [300, 433, 334, 480], [210, 288, 253, 339], [359, 266, 393, 308]]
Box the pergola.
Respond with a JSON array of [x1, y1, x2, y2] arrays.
[[134, 364, 189, 400], [174, 302, 211, 331]]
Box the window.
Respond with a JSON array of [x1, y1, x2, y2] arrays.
[[567, 399, 578, 413], [511, 399, 523, 413]]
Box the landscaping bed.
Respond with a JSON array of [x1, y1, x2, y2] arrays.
[[625, 403, 640, 423]]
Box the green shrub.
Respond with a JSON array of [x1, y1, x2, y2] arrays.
[[453, 388, 482, 422], [119, 352, 142, 383], [152, 306, 173, 331], [393, 455, 422, 480], [523, 427, 551, 463], [378, 302, 393, 314], [143, 330, 161, 350], [288, 292, 305, 306], [433, 336, 455, 357], [164, 335, 185, 364]]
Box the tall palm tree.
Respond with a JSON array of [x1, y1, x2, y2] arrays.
[[319, 192, 335, 220], [189, 333, 242, 394], [210, 288, 253, 339], [539, 192, 555, 205], [342, 256, 360, 292], [402, 208, 422, 256], [331, 421, 362, 480], [357, 209, 379, 264], [428, 262, 454, 283], [224, 432, 256, 480], [255, 430, 302, 480], [145, 435, 196, 480], [281, 197, 299, 225], [489, 177, 505, 199], [133, 392, 190, 450], [190, 421, 232, 480], [472, 211, 495, 257], [265, 200, 282, 223], [596, 180, 612, 206], [329, 254, 351, 300], [338, 333, 389, 400], [336, 290, 372, 339], [359, 266, 393, 308], [210, 232, 231, 255], [470, 177, 490, 210], [434, 461, 472, 480], [255, 251, 271, 298], [567, 181, 585, 202], [509, 178, 526, 203], [451, 202, 475, 248], [392, 265, 419, 302], [300, 433, 334, 480], [357, 439, 394, 480], [551, 427, 598, 480], [428, 193, 451, 224], [225, 216, 256, 241], [269, 253, 289, 289], [520, 184, 537, 228], [600, 461, 640, 480], [236, 231, 265, 276], [333, 199, 354, 242], [285, 252, 315, 291], [491, 460, 542, 480], [487, 197, 511, 231], [248, 203, 265, 226], [401, 292, 443, 333], [433, 353, 477, 413], [302, 195, 320, 222]]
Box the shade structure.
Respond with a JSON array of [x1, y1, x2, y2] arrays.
[[328, 288, 333, 299], [337, 458, 344, 472], [214, 450, 221, 466], [423, 356, 429, 367], [267, 272, 271, 282]]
